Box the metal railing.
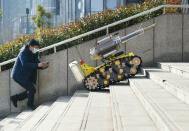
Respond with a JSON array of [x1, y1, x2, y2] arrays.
[[182, 0, 189, 13], [0, 4, 189, 72]]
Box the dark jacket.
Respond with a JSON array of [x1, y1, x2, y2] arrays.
[[11, 46, 40, 84]]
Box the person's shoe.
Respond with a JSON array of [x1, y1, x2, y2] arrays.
[[10, 96, 18, 108], [27, 105, 37, 110]]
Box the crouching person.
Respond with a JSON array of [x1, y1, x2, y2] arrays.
[[10, 39, 49, 110]]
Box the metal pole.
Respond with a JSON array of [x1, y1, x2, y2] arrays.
[[163, 0, 166, 14], [26, 8, 30, 34], [27, 14, 29, 34], [106, 27, 109, 35], [54, 46, 57, 53]]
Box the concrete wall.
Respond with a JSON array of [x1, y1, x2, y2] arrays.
[[154, 14, 183, 62], [126, 14, 187, 65], [38, 50, 68, 103], [183, 14, 189, 61], [0, 70, 10, 117], [126, 19, 154, 66], [0, 14, 189, 117]]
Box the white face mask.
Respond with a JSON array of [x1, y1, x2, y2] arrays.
[[32, 48, 39, 54]]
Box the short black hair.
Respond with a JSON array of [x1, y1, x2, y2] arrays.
[[28, 39, 40, 47]]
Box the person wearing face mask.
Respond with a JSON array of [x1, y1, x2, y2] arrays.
[[10, 39, 49, 110]]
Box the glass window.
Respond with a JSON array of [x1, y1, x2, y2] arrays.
[[85, 0, 91, 15], [106, 0, 117, 9], [76, 0, 85, 19], [0, 0, 1, 8], [0, 0, 2, 20], [68, 0, 72, 22], [56, 0, 60, 15], [91, 0, 103, 14], [126, 0, 142, 4], [26, 0, 30, 8], [119, 0, 125, 6]]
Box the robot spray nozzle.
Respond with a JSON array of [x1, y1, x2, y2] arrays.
[[80, 58, 85, 65]]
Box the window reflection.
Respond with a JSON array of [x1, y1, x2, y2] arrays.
[[91, 0, 103, 14], [106, 0, 117, 9], [55, 0, 60, 15]]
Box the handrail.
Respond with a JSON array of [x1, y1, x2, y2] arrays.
[[38, 5, 164, 53], [0, 4, 189, 71]]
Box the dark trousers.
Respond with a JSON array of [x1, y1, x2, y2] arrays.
[[13, 79, 36, 106]]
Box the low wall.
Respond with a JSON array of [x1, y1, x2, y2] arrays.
[[0, 14, 189, 117]]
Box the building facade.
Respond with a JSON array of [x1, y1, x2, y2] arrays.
[[0, 0, 143, 43]]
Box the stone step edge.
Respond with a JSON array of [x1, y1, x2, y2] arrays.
[[15, 91, 86, 130], [15, 102, 52, 130], [79, 92, 94, 131], [0, 110, 33, 130], [143, 68, 189, 106], [130, 79, 181, 131], [0, 113, 19, 127], [110, 86, 124, 131], [157, 63, 189, 74], [30, 96, 71, 130], [51, 90, 90, 131]]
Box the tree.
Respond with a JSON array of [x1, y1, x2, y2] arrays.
[[0, 9, 2, 17], [32, 5, 52, 29]]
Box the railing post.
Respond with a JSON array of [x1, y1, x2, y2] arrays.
[[106, 27, 109, 35], [54, 46, 57, 53], [163, 5, 166, 14], [163, 0, 166, 14]]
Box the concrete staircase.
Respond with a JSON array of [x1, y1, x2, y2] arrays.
[[0, 62, 189, 131]]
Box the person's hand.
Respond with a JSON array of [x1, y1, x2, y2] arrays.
[[38, 62, 43, 68], [38, 62, 49, 69], [41, 62, 49, 69], [43, 62, 49, 69]]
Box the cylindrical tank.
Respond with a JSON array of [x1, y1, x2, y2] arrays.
[[90, 36, 120, 59], [69, 61, 85, 83], [89, 24, 155, 60], [120, 28, 144, 42]]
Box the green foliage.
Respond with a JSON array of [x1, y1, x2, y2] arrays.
[[0, 0, 164, 67], [0, 9, 2, 17], [0, 35, 35, 66], [32, 5, 52, 29]]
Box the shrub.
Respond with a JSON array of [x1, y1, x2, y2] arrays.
[[0, 0, 163, 65]]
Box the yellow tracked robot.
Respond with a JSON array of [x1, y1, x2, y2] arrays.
[[69, 24, 155, 90]]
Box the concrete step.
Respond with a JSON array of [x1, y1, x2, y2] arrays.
[[14, 102, 53, 131], [0, 113, 19, 130], [53, 90, 113, 131], [0, 91, 87, 131], [50, 90, 91, 131], [110, 84, 158, 131], [143, 68, 189, 105], [32, 94, 75, 131], [130, 78, 189, 131], [32, 96, 71, 131], [158, 62, 189, 79], [81, 91, 113, 131], [0, 110, 33, 131]]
